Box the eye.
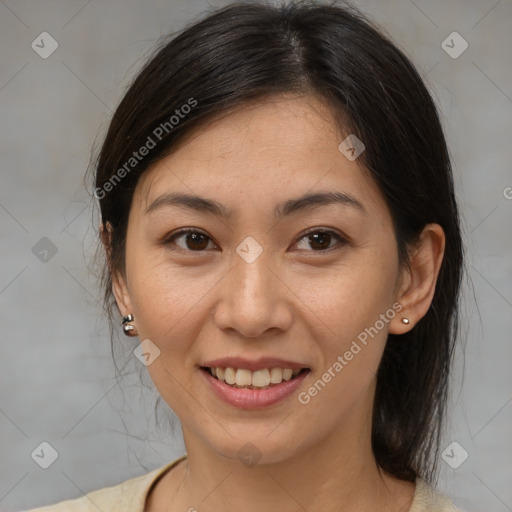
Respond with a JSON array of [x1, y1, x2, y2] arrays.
[[294, 228, 349, 252], [163, 229, 217, 252]]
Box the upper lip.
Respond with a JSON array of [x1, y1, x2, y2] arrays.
[[201, 357, 309, 371]]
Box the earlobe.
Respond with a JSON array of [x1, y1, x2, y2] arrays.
[[389, 223, 445, 334]]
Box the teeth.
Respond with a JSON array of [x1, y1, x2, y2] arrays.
[[270, 368, 283, 383], [282, 369, 293, 381], [252, 369, 270, 387], [207, 366, 304, 388], [224, 367, 236, 385], [235, 368, 252, 386]]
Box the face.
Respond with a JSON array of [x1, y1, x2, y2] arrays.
[[113, 94, 408, 464]]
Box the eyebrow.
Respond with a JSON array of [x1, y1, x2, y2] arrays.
[[144, 190, 367, 219]]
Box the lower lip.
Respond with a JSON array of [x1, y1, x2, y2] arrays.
[[200, 368, 310, 409]]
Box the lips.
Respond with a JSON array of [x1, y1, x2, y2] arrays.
[[200, 357, 309, 389], [199, 357, 310, 409]]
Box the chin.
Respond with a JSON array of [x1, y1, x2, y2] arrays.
[[203, 427, 309, 467]]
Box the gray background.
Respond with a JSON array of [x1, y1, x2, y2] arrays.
[[1, 0, 511, 511]]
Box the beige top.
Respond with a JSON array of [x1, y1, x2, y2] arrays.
[[24, 454, 463, 511]]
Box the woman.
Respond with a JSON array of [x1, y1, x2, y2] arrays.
[[27, 1, 465, 510]]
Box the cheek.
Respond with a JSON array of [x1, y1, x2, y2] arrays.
[[120, 222, 223, 419], [126, 250, 223, 354], [297, 249, 398, 343], [125, 257, 217, 412], [293, 258, 397, 425], [127, 248, 190, 338]]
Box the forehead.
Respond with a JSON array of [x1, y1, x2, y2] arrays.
[[134, 94, 387, 220]]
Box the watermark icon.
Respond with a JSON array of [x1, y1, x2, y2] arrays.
[[298, 302, 403, 404], [237, 442, 263, 467], [134, 338, 161, 366], [503, 186, 512, 200], [338, 134, 365, 161], [32, 237, 58, 263], [31, 441, 59, 469], [441, 441, 469, 469], [441, 32, 468, 59], [31, 32, 58, 59], [94, 97, 198, 200], [236, 236, 263, 263]]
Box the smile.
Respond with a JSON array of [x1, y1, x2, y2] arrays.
[[199, 365, 311, 409], [201, 366, 308, 389]]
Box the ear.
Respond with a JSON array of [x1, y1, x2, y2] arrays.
[[100, 222, 133, 317], [389, 223, 445, 334]]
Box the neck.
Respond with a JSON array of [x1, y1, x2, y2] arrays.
[[182, 438, 387, 512]]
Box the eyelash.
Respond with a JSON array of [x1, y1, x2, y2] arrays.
[[162, 227, 349, 254]]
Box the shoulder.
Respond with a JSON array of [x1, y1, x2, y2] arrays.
[[410, 478, 465, 512], [22, 456, 186, 512]]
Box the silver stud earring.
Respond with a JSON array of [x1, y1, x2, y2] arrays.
[[122, 314, 137, 336], [401, 318, 410, 325]]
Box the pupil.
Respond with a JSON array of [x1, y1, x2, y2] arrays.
[[187, 233, 207, 250], [310, 232, 330, 250]]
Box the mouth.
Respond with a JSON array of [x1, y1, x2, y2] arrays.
[[200, 366, 310, 390]]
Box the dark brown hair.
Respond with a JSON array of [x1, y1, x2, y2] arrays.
[[92, 0, 464, 485]]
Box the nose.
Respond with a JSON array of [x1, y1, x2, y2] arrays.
[[213, 250, 293, 339]]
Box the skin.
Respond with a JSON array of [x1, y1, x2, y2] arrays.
[[108, 93, 445, 512]]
